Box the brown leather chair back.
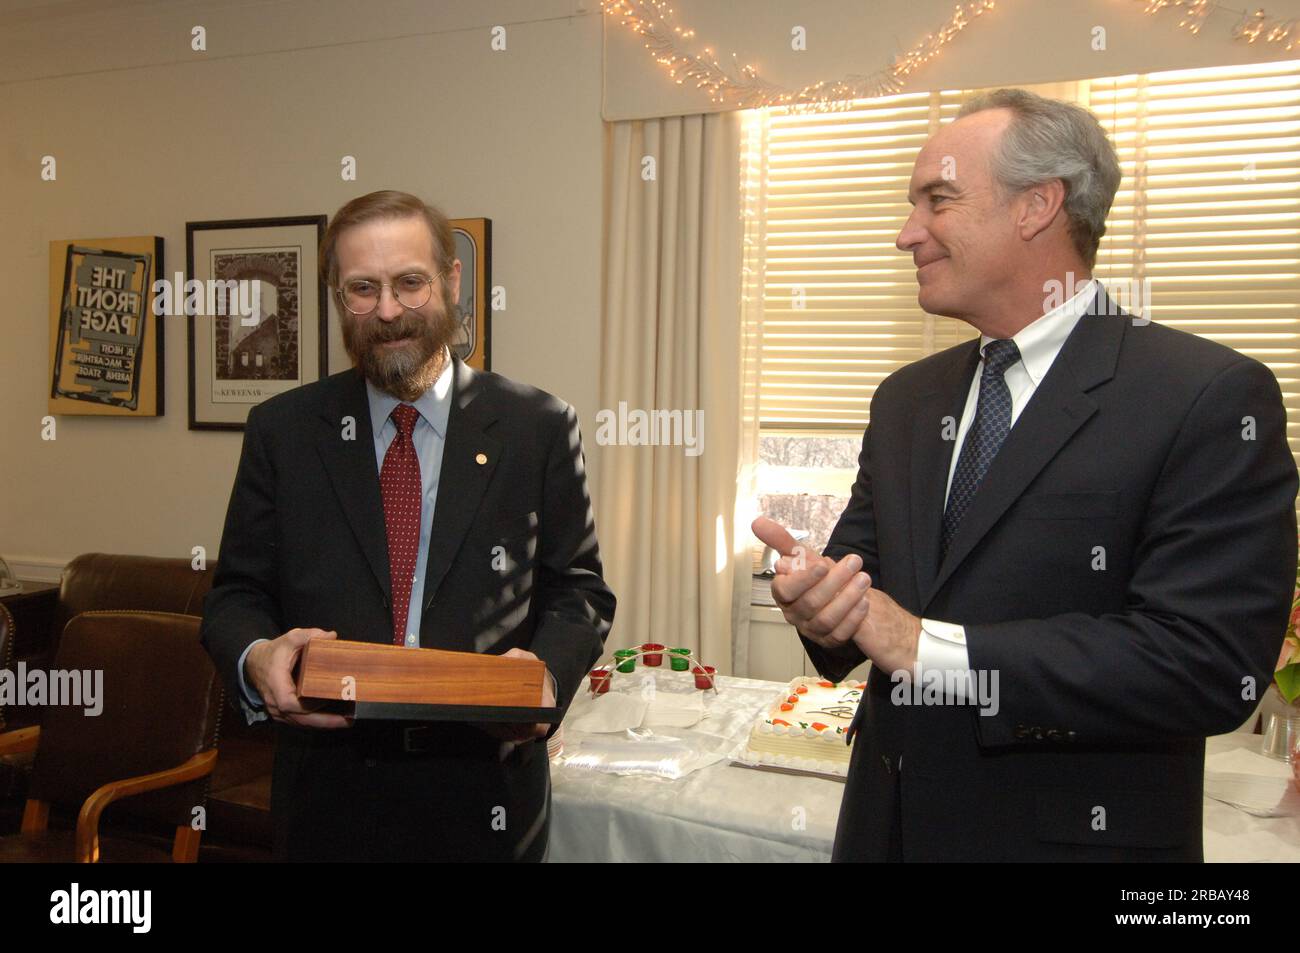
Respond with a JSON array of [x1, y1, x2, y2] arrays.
[[0, 603, 13, 733], [29, 610, 221, 828], [53, 554, 214, 661]]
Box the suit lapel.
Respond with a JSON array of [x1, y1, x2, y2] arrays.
[[921, 287, 1127, 608], [910, 343, 980, 606], [314, 369, 391, 603], [422, 356, 502, 609]]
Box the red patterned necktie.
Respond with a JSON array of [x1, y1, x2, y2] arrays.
[[380, 403, 422, 645]]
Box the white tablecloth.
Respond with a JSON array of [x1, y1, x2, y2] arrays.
[[548, 675, 1300, 862], [1203, 732, 1300, 861]]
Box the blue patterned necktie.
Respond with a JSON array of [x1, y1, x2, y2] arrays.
[[941, 338, 1021, 560]]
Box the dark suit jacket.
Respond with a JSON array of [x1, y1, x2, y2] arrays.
[[201, 356, 615, 861], [806, 288, 1298, 861]]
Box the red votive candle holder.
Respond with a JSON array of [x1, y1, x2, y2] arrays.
[[692, 665, 716, 690], [588, 669, 612, 694], [641, 643, 666, 666]]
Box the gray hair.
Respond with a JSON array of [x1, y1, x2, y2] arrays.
[[957, 88, 1121, 268]]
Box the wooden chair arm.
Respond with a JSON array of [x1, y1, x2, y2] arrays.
[[0, 726, 40, 757], [75, 748, 218, 863]]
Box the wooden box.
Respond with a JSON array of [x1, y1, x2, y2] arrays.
[[295, 639, 559, 722]]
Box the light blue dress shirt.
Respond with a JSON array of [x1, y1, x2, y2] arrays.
[[235, 351, 453, 719]]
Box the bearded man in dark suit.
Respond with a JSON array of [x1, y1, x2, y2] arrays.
[[202, 190, 614, 862]]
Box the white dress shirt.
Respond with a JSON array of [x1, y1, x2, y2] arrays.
[[917, 279, 1099, 698]]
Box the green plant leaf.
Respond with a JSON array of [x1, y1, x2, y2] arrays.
[[1276, 663, 1300, 705]]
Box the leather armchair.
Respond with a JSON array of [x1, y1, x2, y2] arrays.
[[0, 611, 220, 862], [0, 554, 274, 860]]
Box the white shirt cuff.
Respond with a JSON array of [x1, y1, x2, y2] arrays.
[[916, 618, 973, 703]]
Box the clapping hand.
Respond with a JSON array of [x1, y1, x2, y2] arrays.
[[752, 516, 921, 677]]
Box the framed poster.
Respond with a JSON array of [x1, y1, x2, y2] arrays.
[[450, 217, 491, 371], [49, 236, 164, 416], [186, 215, 327, 431]]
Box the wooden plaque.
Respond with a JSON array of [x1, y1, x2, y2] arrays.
[[296, 640, 545, 709]]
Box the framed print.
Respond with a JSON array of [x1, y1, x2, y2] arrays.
[[49, 236, 164, 416], [450, 217, 491, 371], [186, 215, 327, 431]]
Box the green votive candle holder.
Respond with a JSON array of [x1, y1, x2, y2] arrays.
[[615, 649, 637, 673], [669, 648, 691, 671]]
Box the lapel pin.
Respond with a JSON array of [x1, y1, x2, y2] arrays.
[[475, 452, 488, 465]]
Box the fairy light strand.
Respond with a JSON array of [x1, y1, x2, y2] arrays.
[[605, 0, 1299, 113], [1141, 0, 1300, 49], [602, 0, 996, 111]]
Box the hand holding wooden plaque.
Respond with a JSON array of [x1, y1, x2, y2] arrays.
[[295, 639, 560, 723]]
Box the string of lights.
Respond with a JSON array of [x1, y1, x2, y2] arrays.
[[603, 0, 1299, 112], [601, 0, 996, 111], [1142, 0, 1300, 49]]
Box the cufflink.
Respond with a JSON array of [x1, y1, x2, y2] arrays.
[[921, 618, 965, 643]]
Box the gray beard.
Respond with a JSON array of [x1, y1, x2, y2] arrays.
[[343, 288, 456, 401]]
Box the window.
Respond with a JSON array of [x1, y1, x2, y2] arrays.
[[741, 61, 1300, 565], [1087, 61, 1300, 455]]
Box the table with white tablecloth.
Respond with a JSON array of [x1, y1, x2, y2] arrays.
[[547, 674, 1300, 862]]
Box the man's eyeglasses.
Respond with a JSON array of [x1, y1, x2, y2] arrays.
[[336, 273, 442, 315]]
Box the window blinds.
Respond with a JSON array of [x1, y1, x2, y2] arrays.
[[745, 90, 972, 430], [1087, 60, 1300, 463], [744, 61, 1300, 469]]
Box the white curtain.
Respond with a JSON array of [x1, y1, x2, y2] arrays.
[[595, 111, 749, 674], [730, 108, 769, 676]]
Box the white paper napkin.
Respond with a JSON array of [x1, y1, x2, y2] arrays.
[[567, 693, 649, 734], [644, 692, 705, 728], [1204, 746, 1300, 817]]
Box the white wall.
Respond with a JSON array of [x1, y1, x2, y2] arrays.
[[0, 0, 605, 578]]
